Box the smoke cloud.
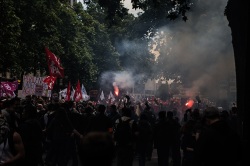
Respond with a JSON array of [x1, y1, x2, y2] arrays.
[[100, 0, 235, 105], [153, 0, 235, 102], [100, 71, 144, 93]]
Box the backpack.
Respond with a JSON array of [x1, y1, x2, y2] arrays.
[[114, 118, 133, 146]]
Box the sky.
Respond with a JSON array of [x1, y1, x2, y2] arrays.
[[78, 0, 142, 16]]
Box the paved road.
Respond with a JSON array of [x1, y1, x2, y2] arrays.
[[111, 149, 159, 166], [52, 148, 178, 166]]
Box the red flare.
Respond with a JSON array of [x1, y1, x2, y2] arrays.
[[114, 86, 119, 96], [185, 99, 194, 108]]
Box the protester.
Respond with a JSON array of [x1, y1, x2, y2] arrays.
[[140, 102, 156, 161], [85, 104, 113, 134], [114, 107, 138, 166], [166, 111, 181, 166], [154, 110, 170, 166], [19, 104, 44, 166], [44, 106, 83, 166], [0, 112, 25, 165], [136, 113, 153, 166], [78, 132, 115, 166], [108, 104, 121, 126], [1, 99, 20, 131], [194, 106, 242, 166], [180, 117, 196, 166]]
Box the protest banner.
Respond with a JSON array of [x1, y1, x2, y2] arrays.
[[21, 75, 51, 98]]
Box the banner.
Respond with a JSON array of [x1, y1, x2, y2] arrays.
[[0, 81, 18, 98], [22, 75, 51, 98]]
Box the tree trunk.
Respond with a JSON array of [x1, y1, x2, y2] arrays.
[[225, 0, 249, 165]]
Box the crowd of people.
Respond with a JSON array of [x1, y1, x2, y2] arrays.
[[0, 95, 243, 166]]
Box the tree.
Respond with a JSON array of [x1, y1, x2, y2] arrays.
[[85, 0, 156, 83], [0, 0, 122, 90], [0, 0, 22, 73], [225, 1, 249, 165]]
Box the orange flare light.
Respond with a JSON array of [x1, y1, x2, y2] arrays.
[[185, 100, 194, 108], [114, 86, 119, 96]]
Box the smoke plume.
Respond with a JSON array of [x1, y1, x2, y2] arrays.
[[153, 0, 235, 103]]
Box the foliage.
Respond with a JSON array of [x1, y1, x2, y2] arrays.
[[0, 0, 22, 72], [95, 0, 194, 27], [0, 0, 122, 91], [85, 1, 156, 83], [1, 0, 199, 92]]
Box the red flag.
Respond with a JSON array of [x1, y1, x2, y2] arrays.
[[65, 82, 71, 101], [45, 47, 64, 78], [74, 80, 82, 102], [43, 76, 57, 90]]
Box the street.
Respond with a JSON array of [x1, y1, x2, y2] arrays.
[[112, 149, 159, 166]]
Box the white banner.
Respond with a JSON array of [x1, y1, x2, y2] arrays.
[[21, 75, 51, 98]]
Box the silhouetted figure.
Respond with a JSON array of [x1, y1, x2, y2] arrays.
[[180, 119, 196, 166], [136, 113, 153, 166], [0, 112, 25, 165], [166, 111, 181, 166], [78, 132, 115, 166], [108, 104, 121, 126], [154, 110, 181, 166], [19, 104, 44, 166], [194, 106, 242, 166], [114, 107, 138, 166], [82, 106, 95, 135], [180, 108, 202, 166], [228, 106, 239, 134], [154, 111, 170, 166], [45, 107, 82, 166], [140, 102, 156, 161], [86, 104, 113, 134]]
